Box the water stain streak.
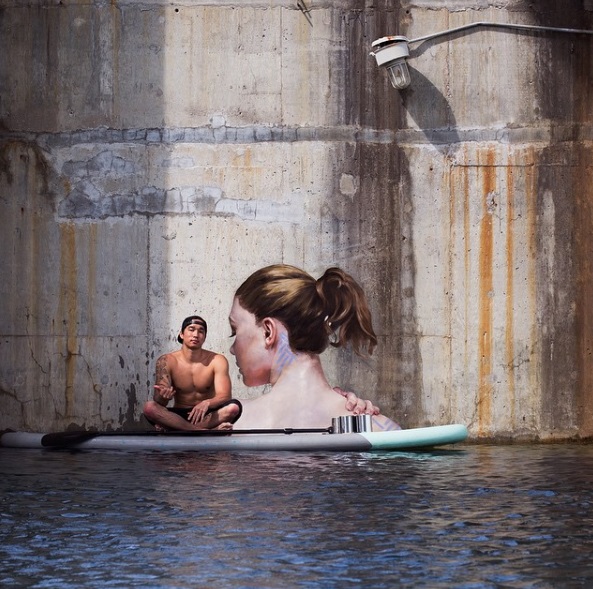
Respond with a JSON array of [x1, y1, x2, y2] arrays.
[[478, 151, 496, 434]]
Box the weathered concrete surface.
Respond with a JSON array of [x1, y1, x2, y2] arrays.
[[1, 1, 592, 440]]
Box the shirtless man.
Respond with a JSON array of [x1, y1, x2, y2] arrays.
[[142, 316, 241, 431]]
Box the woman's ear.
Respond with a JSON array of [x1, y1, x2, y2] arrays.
[[262, 317, 276, 348]]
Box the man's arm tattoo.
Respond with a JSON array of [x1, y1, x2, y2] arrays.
[[155, 356, 172, 385]]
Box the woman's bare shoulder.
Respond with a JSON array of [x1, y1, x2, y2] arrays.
[[234, 394, 271, 428]]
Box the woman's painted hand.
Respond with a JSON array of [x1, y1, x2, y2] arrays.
[[334, 387, 380, 415]]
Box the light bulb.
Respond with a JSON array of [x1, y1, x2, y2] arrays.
[[386, 59, 411, 89]]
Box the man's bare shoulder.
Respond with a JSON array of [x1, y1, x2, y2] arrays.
[[157, 350, 182, 363]]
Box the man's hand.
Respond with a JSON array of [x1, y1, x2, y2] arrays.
[[188, 400, 211, 425], [334, 387, 380, 415], [154, 384, 176, 403]]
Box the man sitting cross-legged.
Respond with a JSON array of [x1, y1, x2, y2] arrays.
[[143, 316, 241, 431]]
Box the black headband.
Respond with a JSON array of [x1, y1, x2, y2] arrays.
[[178, 315, 208, 343]]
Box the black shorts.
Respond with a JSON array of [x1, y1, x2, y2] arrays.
[[146, 399, 243, 427]]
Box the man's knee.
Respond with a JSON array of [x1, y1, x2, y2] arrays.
[[143, 400, 160, 419], [217, 399, 242, 423], [227, 402, 241, 420]]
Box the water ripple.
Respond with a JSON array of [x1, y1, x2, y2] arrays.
[[1, 445, 593, 588]]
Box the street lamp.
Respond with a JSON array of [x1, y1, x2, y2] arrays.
[[370, 21, 593, 90]]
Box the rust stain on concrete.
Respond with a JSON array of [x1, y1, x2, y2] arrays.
[[462, 161, 471, 380], [505, 164, 516, 428], [59, 223, 78, 417], [477, 150, 496, 435]]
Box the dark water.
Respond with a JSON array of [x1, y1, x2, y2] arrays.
[[1, 444, 593, 588]]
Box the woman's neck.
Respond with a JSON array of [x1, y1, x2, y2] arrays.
[[269, 334, 330, 392]]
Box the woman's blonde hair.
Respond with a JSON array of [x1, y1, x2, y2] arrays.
[[234, 264, 377, 356]]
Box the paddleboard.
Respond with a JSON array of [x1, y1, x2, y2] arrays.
[[0, 424, 468, 452]]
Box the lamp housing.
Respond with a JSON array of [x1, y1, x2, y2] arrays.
[[370, 36, 411, 89]]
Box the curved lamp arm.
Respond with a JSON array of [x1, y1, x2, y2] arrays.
[[408, 21, 593, 45]]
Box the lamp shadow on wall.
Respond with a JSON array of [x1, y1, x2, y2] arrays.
[[400, 66, 460, 154]]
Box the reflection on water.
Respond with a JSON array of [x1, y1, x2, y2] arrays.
[[1, 444, 593, 588]]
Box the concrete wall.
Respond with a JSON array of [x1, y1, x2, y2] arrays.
[[1, 0, 592, 440]]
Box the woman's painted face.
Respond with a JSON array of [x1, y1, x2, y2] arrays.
[[229, 298, 272, 387]]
